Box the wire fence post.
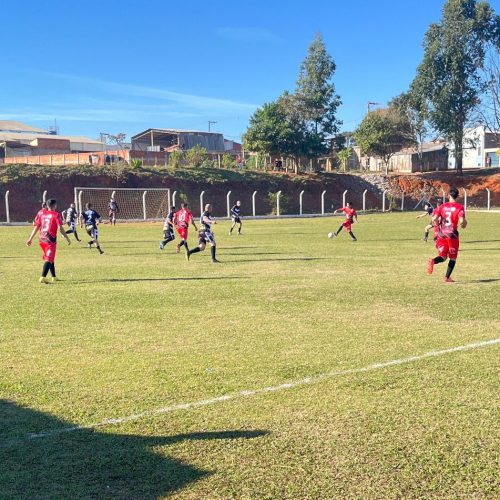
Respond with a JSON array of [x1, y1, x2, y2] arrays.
[[227, 190, 232, 218], [276, 191, 282, 217], [342, 189, 348, 207], [382, 190, 387, 212], [252, 191, 257, 217], [78, 190, 83, 215], [5, 190, 10, 223], [142, 191, 148, 220], [200, 190, 205, 217], [172, 190, 177, 207], [42, 190, 47, 203], [321, 190, 326, 215], [486, 188, 490, 211], [401, 192, 405, 211], [299, 190, 305, 215], [362, 189, 368, 211], [462, 188, 468, 211]]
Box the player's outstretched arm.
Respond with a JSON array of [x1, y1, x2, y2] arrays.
[[460, 216, 467, 229], [59, 226, 71, 245], [26, 226, 40, 246], [191, 219, 198, 231]]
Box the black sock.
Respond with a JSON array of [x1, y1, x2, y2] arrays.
[[349, 231, 357, 240], [190, 247, 201, 255], [424, 231, 429, 240], [433, 256, 445, 265], [238, 226, 241, 234], [74, 230, 79, 240], [179, 240, 185, 247], [211, 245, 216, 260], [336, 225, 343, 235], [49, 263, 56, 277], [445, 260, 456, 278], [41, 261, 51, 277], [66, 229, 74, 234]]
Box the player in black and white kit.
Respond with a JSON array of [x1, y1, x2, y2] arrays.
[[187, 204, 220, 263], [80, 203, 104, 254], [108, 198, 119, 226], [229, 200, 242, 235], [416, 202, 440, 242], [159, 206, 176, 250], [62, 203, 81, 241]]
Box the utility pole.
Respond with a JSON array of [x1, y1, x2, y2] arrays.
[[367, 102, 380, 114], [208, 120, 217, 132]]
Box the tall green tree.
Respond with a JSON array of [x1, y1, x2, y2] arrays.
[[389, 90, 429, 171], [354, 108, 415, 174], [294, 33, 342, 158], [412, 0, 500, 174]]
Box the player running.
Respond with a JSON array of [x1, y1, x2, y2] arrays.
[[416, 202, 441, 242], [26, 198, 71, 284], [187, 204, 220, 263], [159, 206, 176, 250], [427, 188, 467, 283], [108, 197, 119, 226], [229, 200, 242, 235], [332, 202, 358, 241], [173, 203, 198, 257], [62, 203, 81, 241], [80, 203, 104, 254]]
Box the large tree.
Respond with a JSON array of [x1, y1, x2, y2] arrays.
[[294, 33, 342, 151], [389, 89, 429, 171], [412, 0, 500, 174], [354, 108, 415, 174]]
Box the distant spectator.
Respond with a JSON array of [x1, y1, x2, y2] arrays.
[[88, 154, 93, 165], [105, 154, 111, 165], [486, 154, 492, 168]]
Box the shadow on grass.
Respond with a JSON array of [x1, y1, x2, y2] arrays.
[[460, 278, 500, 284], [459, 248, 500, 252], [0, 399, 267, 498], [73, 276, 250, 284], [463, 240, 500, 244], [234, 257, 330, 263]]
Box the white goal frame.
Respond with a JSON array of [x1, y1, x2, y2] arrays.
[[74, 187, 171, 222]]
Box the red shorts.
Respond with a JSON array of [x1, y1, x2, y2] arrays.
[[436, 237, 459, 260], [40, 241, 57, 263], [343, 221, 352, 232], [177, 227, 188, 240]]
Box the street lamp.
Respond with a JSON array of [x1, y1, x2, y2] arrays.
[[208, 121, 217, 132]]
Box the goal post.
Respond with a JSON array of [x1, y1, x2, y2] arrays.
[[74, 187, 171, 222]]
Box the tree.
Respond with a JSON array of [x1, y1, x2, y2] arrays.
[[354, 108, 415, 174], [106, 133, 127, 150], [293, 33, 342, 159], [389, 90, 429, 171], [412, 0, 500, 174], [185, 145, 208, 168], [337, 147, 353, 172]]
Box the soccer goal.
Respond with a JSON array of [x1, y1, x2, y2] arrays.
[[74, 187, 171, 222]]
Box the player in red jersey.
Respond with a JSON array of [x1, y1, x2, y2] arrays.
[[427, 188, 467, 283], [26, 199, 71, 284], [173, 203, 198, 257], [332, 202, 358, 241]]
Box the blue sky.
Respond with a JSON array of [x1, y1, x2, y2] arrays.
[[1, 0, 498, 142]]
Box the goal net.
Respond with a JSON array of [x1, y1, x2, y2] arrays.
[[74, 187, 171, 222]]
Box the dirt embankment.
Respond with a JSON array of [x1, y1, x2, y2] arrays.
[[1, 165, 498, 222]]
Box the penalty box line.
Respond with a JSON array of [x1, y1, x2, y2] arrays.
[[18, 337, 500, 442]]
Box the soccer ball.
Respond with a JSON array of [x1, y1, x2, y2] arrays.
[[327, 232, 334, 239]]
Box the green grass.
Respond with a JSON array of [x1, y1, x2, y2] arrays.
[[1, 213, 499, 499]]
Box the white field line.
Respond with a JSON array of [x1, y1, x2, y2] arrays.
[[9, 337, 500, 443]]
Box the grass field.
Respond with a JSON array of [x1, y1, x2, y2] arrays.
[[1, 213, 499, 499]]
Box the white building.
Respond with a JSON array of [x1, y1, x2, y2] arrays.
[[448, 126, 500, 169]]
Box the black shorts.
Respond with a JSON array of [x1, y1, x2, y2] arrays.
[[199, 230, 215, 245], [163, 229, 175, 240], [232, 217, 241, 224]]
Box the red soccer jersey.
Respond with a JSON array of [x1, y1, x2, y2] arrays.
[[36, 210, 63, 243], [339, 207, 356, 222], [434, 202, 465, 239], [174, 208, 193, 229], [34, 208, 46, 226]]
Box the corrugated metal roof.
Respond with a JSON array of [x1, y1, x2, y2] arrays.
[[0, 120, 46, 133], [131, 128, 222, 140], [0, 131, 103, 144]]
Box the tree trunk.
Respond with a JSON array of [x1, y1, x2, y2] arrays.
[[454, 132, 464, 175]]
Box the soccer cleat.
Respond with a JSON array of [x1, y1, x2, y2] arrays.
[[443, 277, 455, 283], [212, 259, 221, 264], [98, 249, 104, 255], [427, 258, 434, 275], [229, 231, 232, 236], [39, 277, 49, 284], [159, 242, 165, 250], [186, 250, 191, 261]]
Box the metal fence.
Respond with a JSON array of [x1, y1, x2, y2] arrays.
[[2, 187, 498, 224]]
